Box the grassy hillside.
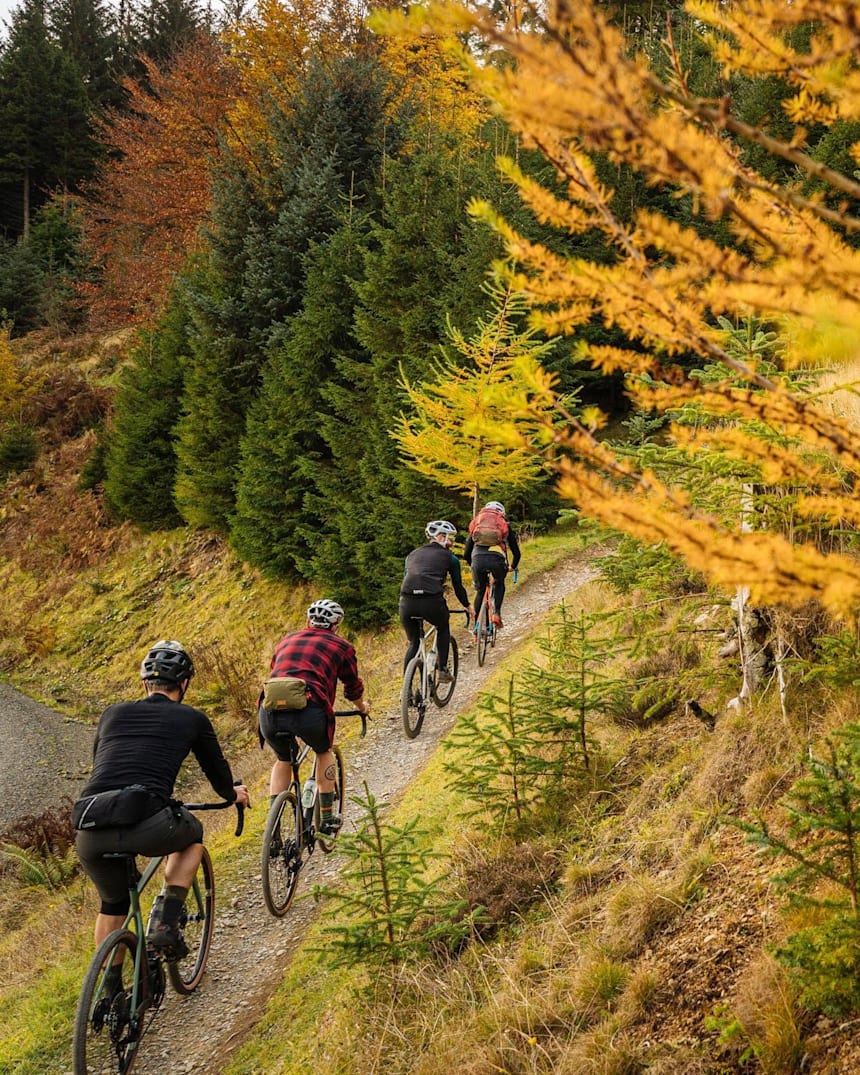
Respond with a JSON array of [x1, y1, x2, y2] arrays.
[[3, 334, 860, 1074]]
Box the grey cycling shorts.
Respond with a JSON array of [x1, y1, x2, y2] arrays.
[[76, 804, 204, 909]]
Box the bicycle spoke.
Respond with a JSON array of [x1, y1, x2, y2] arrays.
[[262, 791, 302, 916], [73, 930, 143, 1075], [432, 637, 458, 707], [477, 603, 490, 666], [401, 655, 427, 739]]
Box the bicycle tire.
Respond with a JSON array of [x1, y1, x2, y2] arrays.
[[477, 601, 490, 667], [489, 589, 498, 650], [167, 847, 215, 994], [432, 637, 458, 707], [261, 790, 301, 917], [401, 654, 427, 739], [314, 745, 345, 853], [73, 929, 143, 1075]]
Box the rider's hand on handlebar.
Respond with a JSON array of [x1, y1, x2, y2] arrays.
[[233, 784, 251, 808], [358, 698, 371, 717]]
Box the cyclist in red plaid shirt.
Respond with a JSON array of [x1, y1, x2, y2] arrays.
[[258, 599, 370, 834]]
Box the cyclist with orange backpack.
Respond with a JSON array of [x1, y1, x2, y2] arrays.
[[464, 501, 521, 629]]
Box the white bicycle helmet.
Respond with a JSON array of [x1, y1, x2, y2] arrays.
[[484, 501, 506, 515], [425, 520, 457, 540], [307, 599, 344, 629]]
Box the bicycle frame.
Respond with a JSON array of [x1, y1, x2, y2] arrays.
[[475, 577, 498, 667], [401, 609, 466, 738]]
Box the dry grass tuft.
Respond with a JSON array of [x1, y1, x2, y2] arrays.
[[453, 837, 561, 939], [554, 1018, 645, 1074], [603, 851, 710, 960], [725, 953, 807, 1074]]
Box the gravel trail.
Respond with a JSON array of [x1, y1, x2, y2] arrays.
[[0, 684, 94, 829]]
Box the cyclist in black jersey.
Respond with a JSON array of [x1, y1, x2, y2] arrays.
[[399, 520, 470, 682], [73, 640, 250, 958]]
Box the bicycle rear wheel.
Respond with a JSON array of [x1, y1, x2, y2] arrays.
[[167, 847, 214, 995], [432, 638, 458, 707], [401, 655, 427, 739], [477, 601, 490, 667], [73, 929, 143, 1075], [261, 790, 302, 916], [314, 745, 345, 852]]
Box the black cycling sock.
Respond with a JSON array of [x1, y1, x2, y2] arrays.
[[319, 790, 336, 821], [161, 885, 189, 926]]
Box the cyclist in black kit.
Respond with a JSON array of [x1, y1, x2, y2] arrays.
[[73, 640, 250, 959], [399, 520, 470, 682]]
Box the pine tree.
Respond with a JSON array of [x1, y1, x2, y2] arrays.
[[48, 0, 124, 112], [182, 49, 391, 535], [102, 298, 187, 529], [0, 0, 96, 238]]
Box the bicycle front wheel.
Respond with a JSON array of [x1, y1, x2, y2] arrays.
[[262, 790, 302, 916], [401, 655, 427, 739], [477, 602, 490, 667], [167, 847, 215, 994], [432, 637, 458, 707], [314, 745, 345, 853], [73, 929, 143, 1075]]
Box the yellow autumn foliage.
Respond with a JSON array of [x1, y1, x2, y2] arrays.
[[379, 0, 860, 620]]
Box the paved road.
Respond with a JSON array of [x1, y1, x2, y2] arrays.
[[0, 683, 95, 828]]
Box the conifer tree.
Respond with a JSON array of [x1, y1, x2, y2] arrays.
[[394, 281, 563, 513], [229, 227, 361, 578], [313, 784, 473, 970], [180, 49, 391, 534], [102, 297, 187, 529], [48, 0, 124, 111], [377, 0, 860, 620], [0, 0, 96, 238]]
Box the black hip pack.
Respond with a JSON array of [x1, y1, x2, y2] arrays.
[[72, 784, 153, 830]]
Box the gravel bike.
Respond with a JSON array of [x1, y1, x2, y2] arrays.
[[72, 792, 245, 1075], [400, 609, 469, 739], [475, 576, 501, 667], [261, 709, 367, 917]]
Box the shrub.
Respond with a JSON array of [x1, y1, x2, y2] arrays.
[[0, 422, 38, 477], [0, 797, 79, 889]]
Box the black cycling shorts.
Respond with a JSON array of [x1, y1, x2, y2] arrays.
[[76, 805, 204, 909], [259, 703, 333, 757]]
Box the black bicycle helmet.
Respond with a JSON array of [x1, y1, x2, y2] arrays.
[[140, 639, 195, 684]]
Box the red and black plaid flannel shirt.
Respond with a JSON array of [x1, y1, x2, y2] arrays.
[[269, 628, 364, 716]]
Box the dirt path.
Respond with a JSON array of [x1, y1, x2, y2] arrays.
[[127, 555, 600, 1075]]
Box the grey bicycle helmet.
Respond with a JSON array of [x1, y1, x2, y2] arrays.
[[307, 599, 344, 629], [425, 520, 457, 540], [484, 501, 506, 515], [140, 640, 195, 683]]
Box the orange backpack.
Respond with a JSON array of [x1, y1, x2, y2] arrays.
[[469, 507, 509, 548]]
